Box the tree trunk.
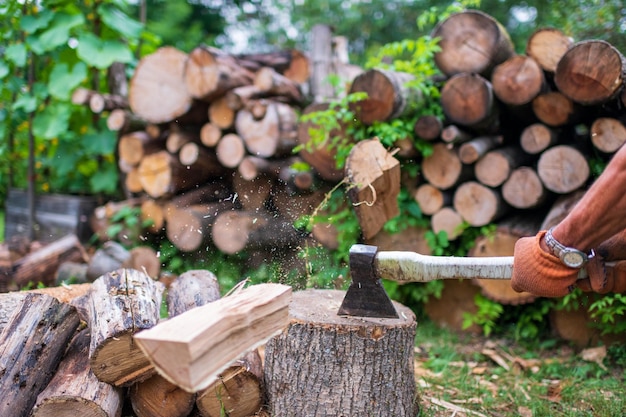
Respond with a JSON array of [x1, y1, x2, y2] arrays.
[[555, 40, 626, 105], [184, 46, 254, 101], [88, 268, 165, 387], [492, 54, 546, 106], [525, 27, 574, 73], [344, 138, 401, 239], [590, 117, 626, 154], [349, 68, 422, 124], [12, 234, 89, 288], [453, 181, 508, 227], [129, 47, 192, 123], [264, 289, 417, 417], [536, 145, 590, 193], [501, 166, 549, 209], [0, 293, 80, 417], [440, 73, 498, 130], [31, 329, 125, 417], [432, 9, 515, 77]]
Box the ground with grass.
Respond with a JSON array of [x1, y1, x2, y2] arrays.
[[414, 319, 626, 416]]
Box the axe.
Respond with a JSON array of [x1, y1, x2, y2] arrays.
[[337, 244, 593, 318]]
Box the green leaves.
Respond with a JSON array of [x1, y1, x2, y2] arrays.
[[48, 62, 87, 100], [98, 3, 144, 39], [5, 43, 27, 67], [76, 33, 134, 69], [28, 12, 85, 54], [32, 103, 72, 139]]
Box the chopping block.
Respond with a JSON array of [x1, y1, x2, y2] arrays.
[[263, 289, 417, 417]]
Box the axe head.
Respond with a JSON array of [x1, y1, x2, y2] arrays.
[[337, 244, 399, 318]]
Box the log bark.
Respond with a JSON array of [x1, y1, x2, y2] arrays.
[[137, 150, 224, 198], [88, 268, 165, 387], [12, 234, 89, 288], [440, 73, 498, 130], [30, 329, 125, 417], [0, 293, 80, 417], [264, 289, 417, 417], [349, 68, 422, 124], [590, 117, 626, 154], [453, 181, 508, 227], [211, 210, 303, 255], [501, 166, 548, 209], [196, 349, 264, 417], [432, 9, 515, 77], [135, 283, 292, 393], [520, 123, 559, 154], [184, 46, 255, 101], [166, 269, 221, 317], [421, 142, 472, 190], [555, 40, 626, 105], [344, 138, 401, 239], [536, 145, 590, 193], [474, 146, 530, 187], [129, 47, 192, 123], [235, 101, 299, 158], [491, 54, 546, 106], [525, 27, 574, 73]]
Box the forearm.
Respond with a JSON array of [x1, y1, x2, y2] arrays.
[[551, 145, 626, 252]]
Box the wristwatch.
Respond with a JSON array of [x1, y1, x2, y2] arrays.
[[544, 227, 593, 268]]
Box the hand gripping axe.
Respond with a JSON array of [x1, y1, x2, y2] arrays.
[[337, 244, 592, 318]]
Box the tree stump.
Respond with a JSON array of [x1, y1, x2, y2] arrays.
[[264, 289, 417, 417]]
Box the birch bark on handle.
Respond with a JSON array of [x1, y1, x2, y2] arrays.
[[374, 251, 591, 283]]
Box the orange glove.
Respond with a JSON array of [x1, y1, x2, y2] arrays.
[[578, 254, 626, 294], [512, 231, 580, 297]]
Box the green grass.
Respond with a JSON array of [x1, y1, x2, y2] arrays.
[[414, 319, 626, 416]]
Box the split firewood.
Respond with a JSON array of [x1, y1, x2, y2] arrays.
[[184, 46, 255, 101], [0, 293, 80, 417], [590, 117, 626, 154], [536, 145, 590, 194], [432, 9, 515, 77], [525, 27, 574, 73], [264, 289, 417, 417], [421, 142, 473, 190], [129, 46, 193, 124], [344, 137, 401, 239], [129, 270, 222, 417], [211, 210, 303, 255], [196, 349, 264, 417], [440, 72, 498, 130], [554, 40, 625, 105], [492, 54, 546, 106], [31, 329, 125, 417], [12, 234, 89, 288], [520, 123, 559, 154], [453, 181, 508, 227], [349, 68, 421, 124], [134, 283, 292, 393], [87, 268, 165, 387], [235, 101, 299, 158]]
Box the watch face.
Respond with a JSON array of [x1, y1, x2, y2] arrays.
[[562, 251, 584, 268]]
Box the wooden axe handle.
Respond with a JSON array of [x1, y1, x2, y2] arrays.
[[374, 251, 592, 283]]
